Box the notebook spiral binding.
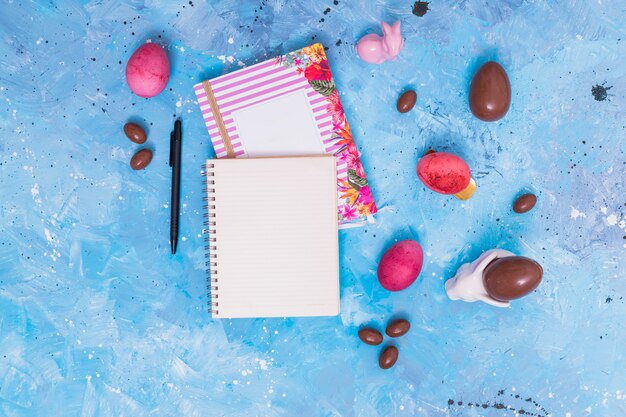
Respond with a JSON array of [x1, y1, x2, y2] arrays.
[[201, 163, 219, 316]]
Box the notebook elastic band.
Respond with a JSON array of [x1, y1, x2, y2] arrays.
[[202, 80, 235, 158]]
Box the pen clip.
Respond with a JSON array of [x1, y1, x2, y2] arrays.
[[169, 131, 174, 167]]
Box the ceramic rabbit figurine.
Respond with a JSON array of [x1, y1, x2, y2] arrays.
[[356, 20, 404, 64], [445, 249, 514, 308], [445, 249, 543, 308]]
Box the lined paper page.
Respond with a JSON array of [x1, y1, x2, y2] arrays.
[[209, 156, 339, 318]]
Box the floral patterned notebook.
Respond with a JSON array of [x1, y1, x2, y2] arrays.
[[193, 43, 377, 227]]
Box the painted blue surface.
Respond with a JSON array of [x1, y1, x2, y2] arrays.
[[0, 0, 624, 416]]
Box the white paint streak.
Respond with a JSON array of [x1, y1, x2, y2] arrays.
[[570, 207, 586, 219], [257, 359, 269, 370]]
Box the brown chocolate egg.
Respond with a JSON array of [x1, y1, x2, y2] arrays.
[[483, 256, 543, 301], [513, 193, 537, 214], [379, 346, 399, 369], [123, 122, 147, 144], [358, 328, 383, 346], [397, 90, 417, 113], [385, 319, 410, 338], [130, 149, 153, 170], [469, 61, 511, 122]]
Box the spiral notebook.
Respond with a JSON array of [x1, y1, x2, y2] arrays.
[[194, 43, 377, 228], [203, 155, 340, 319]]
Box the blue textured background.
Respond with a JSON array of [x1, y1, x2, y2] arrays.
[[1, 0, 624, 416]]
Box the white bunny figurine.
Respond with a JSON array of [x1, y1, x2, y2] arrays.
[[445, 249, 514, 308]]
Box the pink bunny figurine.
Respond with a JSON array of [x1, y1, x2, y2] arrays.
[[356, 20, 404, 64]]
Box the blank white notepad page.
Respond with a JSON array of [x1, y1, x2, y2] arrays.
[[208, 156, 339, 318], [231, 90, 325, 157]]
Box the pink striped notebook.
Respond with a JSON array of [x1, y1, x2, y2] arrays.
[[193, 44, 377, 228]]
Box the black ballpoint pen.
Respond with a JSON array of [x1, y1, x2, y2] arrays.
[[170, 120, 182, 254]]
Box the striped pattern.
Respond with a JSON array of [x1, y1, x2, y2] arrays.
[[193, 58, 348, 179]]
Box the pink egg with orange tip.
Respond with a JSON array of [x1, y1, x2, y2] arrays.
[[417, 151, 476, 200], [126, 43, 170, 98], [377, 240, 424, 291]]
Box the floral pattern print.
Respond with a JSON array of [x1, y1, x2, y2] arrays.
[[276, 44, 378, 225], [326, 90, 346, 130]]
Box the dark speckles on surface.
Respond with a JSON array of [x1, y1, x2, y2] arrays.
[[412, 1, 430, 17], [446, 391, 550, 417], [592, 83, 612, 101]]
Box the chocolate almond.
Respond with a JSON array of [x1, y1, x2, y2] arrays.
[[124, 122, 147, 144], [130, 148, 153, 170], [379, 346, 399, 369], [358, 328, 383, 346], [397, 90, 417, 113], [513, 193, 537, 214], [385, 319, 410, 337]]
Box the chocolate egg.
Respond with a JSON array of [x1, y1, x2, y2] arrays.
[[513, 193, 537, 214], [385, 319, 410, 338], [358, 328, 383, 346], [379, 346, 399, 369], [483, 256, 543, 301], [417, 152, 471, 195], [123, 122, 147, 144], [130, 149, 153, 170], [469, 61, 511, 122], [397, 90, 417, 113]]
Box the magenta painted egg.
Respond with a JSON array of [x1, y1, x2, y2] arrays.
[[126, 43, 170, 98], [377, 240, 424, 291]]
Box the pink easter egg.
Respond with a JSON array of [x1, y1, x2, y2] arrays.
[[125, 43, 170, 98], [377, 240, 424, 291]]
